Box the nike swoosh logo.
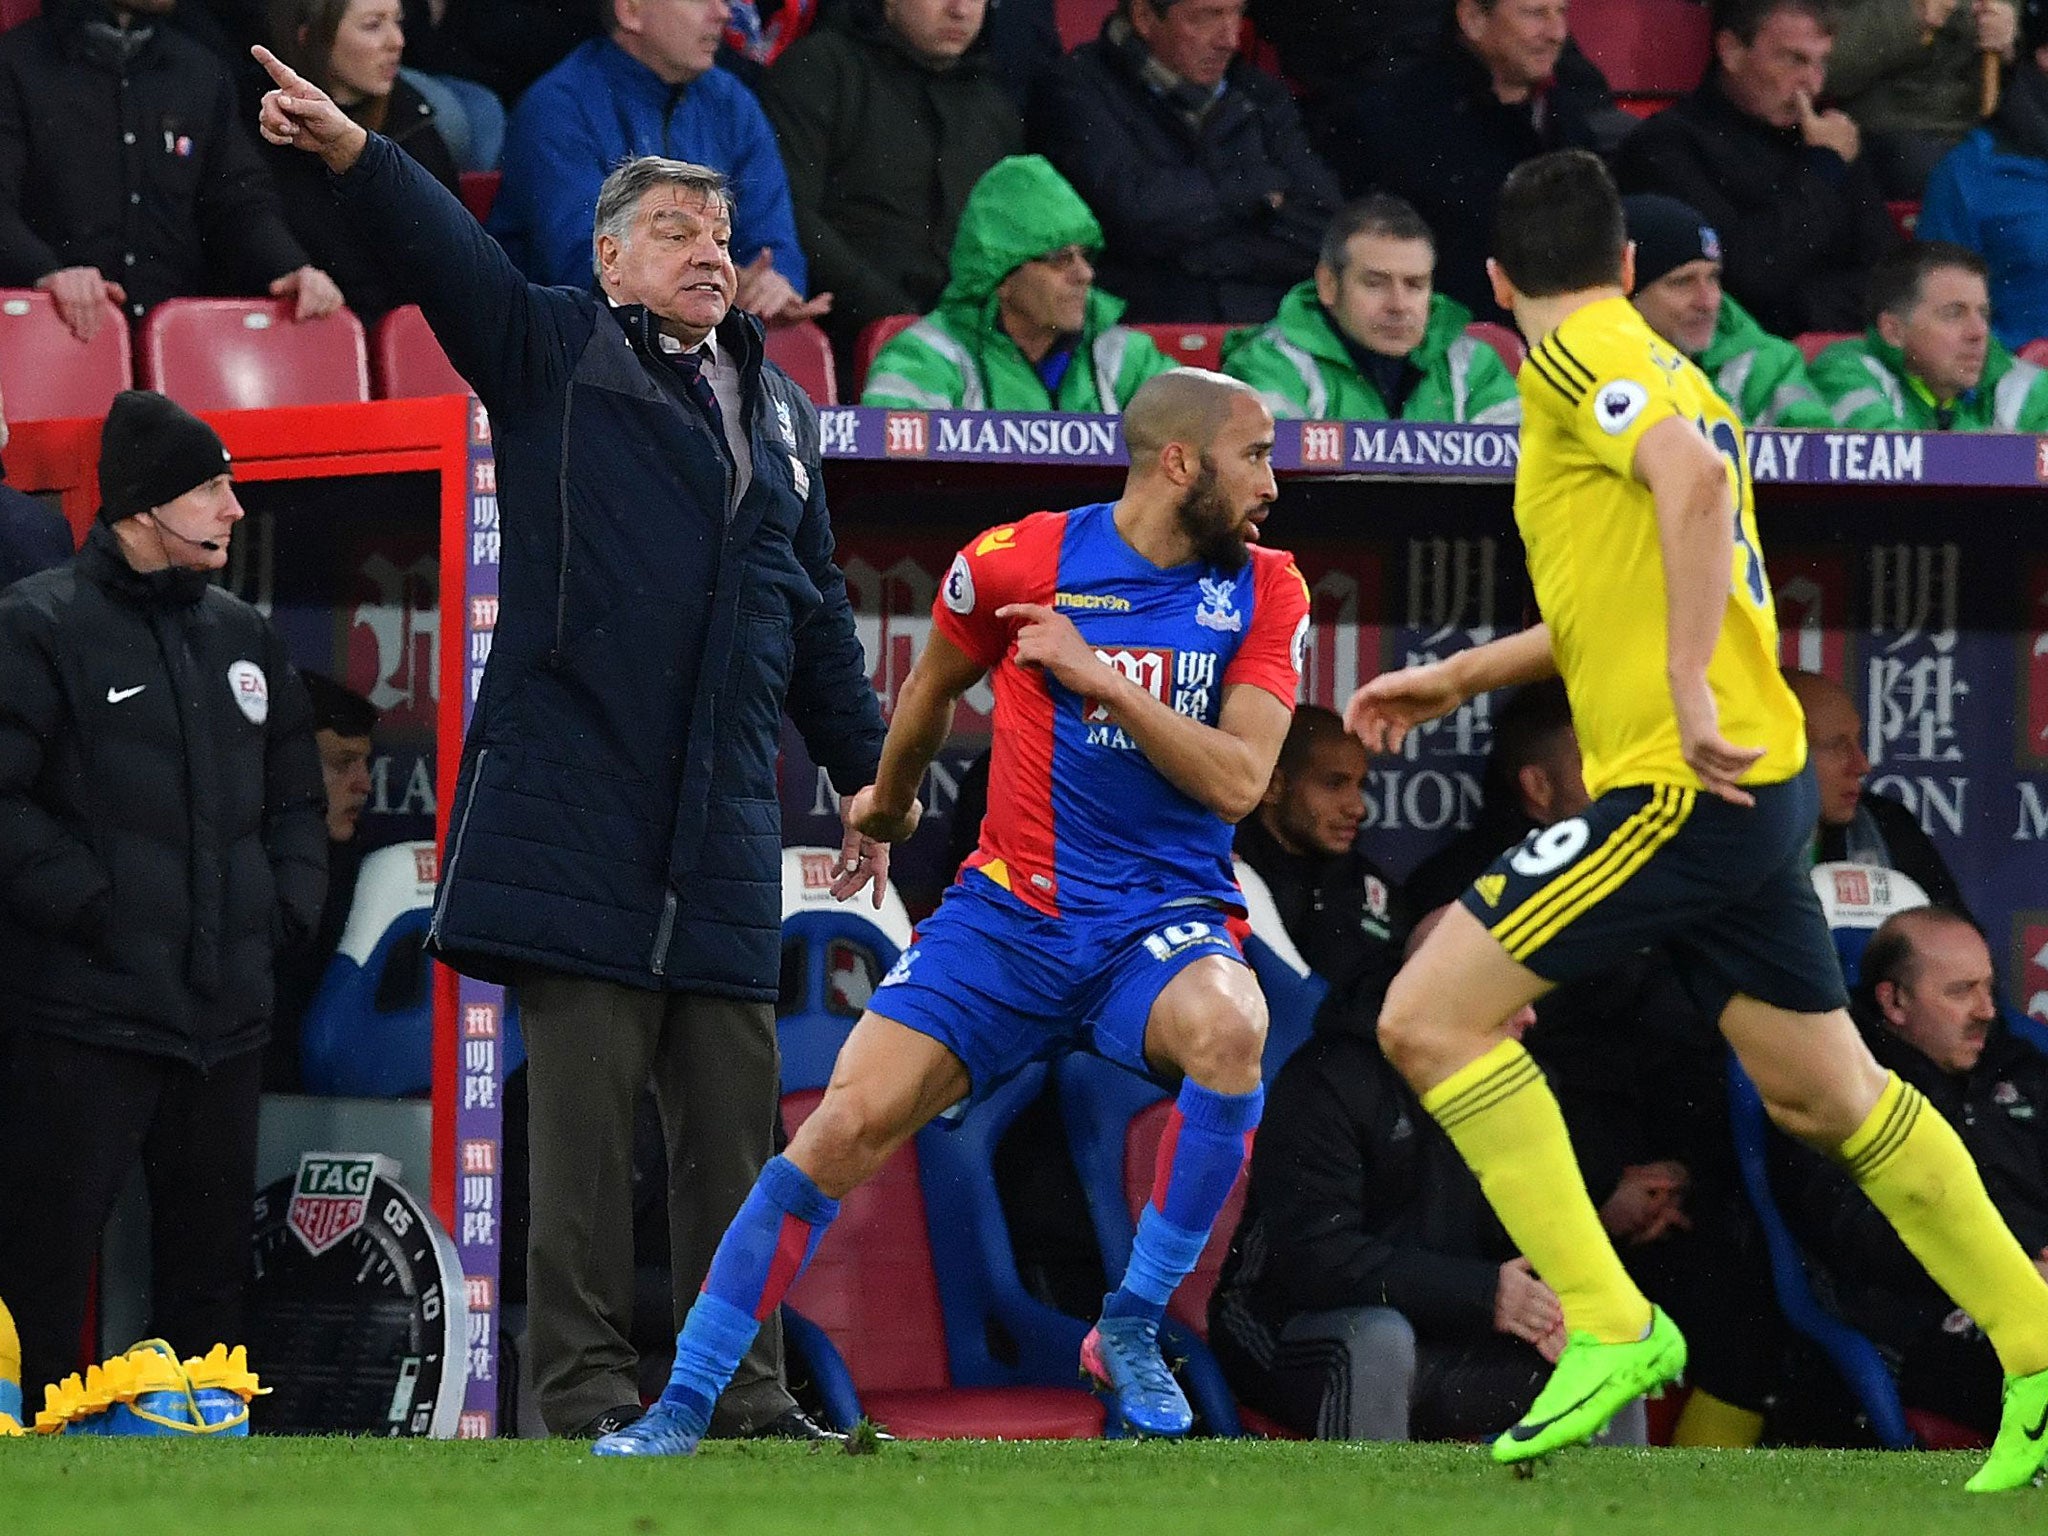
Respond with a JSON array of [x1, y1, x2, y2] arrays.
[[106, 685, 147, 704], [2027, 1404, 2048, 1441], [1505, 1385, 1603, 1441]]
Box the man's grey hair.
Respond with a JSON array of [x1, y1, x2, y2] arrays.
[[591, 157, 734, 279]]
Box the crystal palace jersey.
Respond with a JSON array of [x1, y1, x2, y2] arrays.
[[1517, 296, 1808, 798], [931, 503, 1311, 919]]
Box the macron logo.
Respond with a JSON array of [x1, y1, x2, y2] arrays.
[[107, 685, 147, 704]]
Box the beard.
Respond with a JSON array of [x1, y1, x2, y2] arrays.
[[1173, 458, 1251, 571]]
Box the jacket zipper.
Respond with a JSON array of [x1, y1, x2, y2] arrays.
[[429, 747, 487, 944], [650, 888, 679, 975]]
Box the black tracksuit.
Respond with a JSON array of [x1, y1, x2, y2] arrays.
[[0, 522, 325, 1396]]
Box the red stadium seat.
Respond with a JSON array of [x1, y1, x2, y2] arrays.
[[1570, 0, 1710, 97], [2021, 338, 2048, 366], [458, 170, 501, 225], [0, 289, 131, 422], [1465, 319, 1526, 375], [372, 304, 471, 399], [140, 299, 370, 411], [852, 313, 919, 399], [1055, 0, 1113, 49], [1794, 330, 1859, 363], [763, 319, 838, 405], [780, 1074, 1107, 1441], [1619, 95, 1678, 119], [0, 0, 40, 30], [1133, 322, 1233, 372], [1886, 200, 1920, 238]]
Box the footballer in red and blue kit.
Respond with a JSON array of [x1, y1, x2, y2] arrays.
[[865, 501, 1312, 1093]]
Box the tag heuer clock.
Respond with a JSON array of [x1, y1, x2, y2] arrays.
[[246, 1151, 468, 1436]]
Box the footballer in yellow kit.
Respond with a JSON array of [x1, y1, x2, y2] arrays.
[[1517, 295, 1806, 802], [1344, 150, 2048, 1488]]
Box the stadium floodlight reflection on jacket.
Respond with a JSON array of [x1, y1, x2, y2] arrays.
[[933, 502, 1311, 918]]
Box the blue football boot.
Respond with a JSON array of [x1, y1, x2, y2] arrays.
[[1081, 1317, 1193, 1438]]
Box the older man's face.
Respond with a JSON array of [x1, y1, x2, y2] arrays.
[[601, 186, 735, 340], [1879, 922, 1998, 1076]]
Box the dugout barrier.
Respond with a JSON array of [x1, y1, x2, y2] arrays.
[[10, 402, 2046, 1437]]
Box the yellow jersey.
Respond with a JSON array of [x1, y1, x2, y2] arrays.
[[1516, 296, 1807, 798]]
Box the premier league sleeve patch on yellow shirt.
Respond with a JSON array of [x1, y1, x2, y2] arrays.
[[1593, 380, 1650, 434]]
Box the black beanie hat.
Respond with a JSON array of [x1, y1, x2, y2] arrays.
[[1623, 194, 1723, 291], [96, 390, 233, 525]]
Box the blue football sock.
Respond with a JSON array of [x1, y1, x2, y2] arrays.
[[659, 1154, 839, 1419], [1101, 1080, 1263, 1324]]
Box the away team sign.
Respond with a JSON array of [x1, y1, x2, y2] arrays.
[[288, 1152, 394, 1256], [811, 407, 2048, 485]]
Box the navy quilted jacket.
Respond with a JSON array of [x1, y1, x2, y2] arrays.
[[335, 134, 884, 997]]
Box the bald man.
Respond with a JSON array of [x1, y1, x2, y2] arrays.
[[1783, 670, 1967, 913], [594, 370, 1313, 1456]]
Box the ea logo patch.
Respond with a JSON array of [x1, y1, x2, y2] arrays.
[[942, 553, 975, 615], [1594, 380, 1649, 435], [227, 660, 268, 724]]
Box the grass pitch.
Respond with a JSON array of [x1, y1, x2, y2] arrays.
[[5, 1437, 2043, 1536]]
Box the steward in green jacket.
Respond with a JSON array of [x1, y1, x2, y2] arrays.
[[1809, 241, 2048, 430], [1623, 194, 1832, 429], [1219, 195, 1519, 424], [860, 156, 1174, 412]]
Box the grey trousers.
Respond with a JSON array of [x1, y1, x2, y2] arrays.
[[519, 969, 792, 1436], [1267, 1306, 1649, 1445]]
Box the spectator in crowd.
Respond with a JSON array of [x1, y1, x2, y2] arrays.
[[0, 389, 326, 1406], [1917, 9, 2048, 348], [263, 0, 460, 324], [1825, 0, 2018, 196], [765, 0, 1019, 354], [1784, 668, 1970, 909], [979, 0, 1061, 109], [860, 156, 1174, 411], [491, 0, 820, 330], [1232, 706, 1414, 1021], [1221, 195, 1521, 424], [1615, 0, 1901, 337], [1810, 239, 2048, 425], [266, 670, 377, 1092], [1780, 907, 2044, 1436], [1211, 930, 1656, 1443], [1028, 0, 1338, 323], [1316, 0, 1623, 320], [0, 383, 73, 590], [258, 51, 888, 1442], [1623, 194, 1835, 428], [0, 0, 342, 339]]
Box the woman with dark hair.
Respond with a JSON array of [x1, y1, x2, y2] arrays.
[[261, 0, 460, 323]]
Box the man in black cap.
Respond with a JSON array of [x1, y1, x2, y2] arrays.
[[1623, 192, 1834, 429], [0, 389, 327, 1404], [267, 670, 379, 1090]]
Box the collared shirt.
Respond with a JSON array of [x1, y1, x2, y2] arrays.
[[656, 327, 752, 503]]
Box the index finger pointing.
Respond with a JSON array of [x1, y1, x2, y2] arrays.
[[995, 603, 1053, 622], [252, 44, 309, 89]]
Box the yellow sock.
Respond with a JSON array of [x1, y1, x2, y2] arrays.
[[0, 1294, 17, 1388], [1421, 1038, 1652, 1343], [1840, 1073, 2048, 1376], [1672, 1387, 1764, 1448]]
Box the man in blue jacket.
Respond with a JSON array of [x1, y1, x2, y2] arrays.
[[489, 0, 826, 330], [256, 45, 889, 1443]]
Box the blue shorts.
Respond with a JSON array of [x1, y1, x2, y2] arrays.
[[1459, 765, 1849, 1020], [869, 874, 1244, 1092]]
